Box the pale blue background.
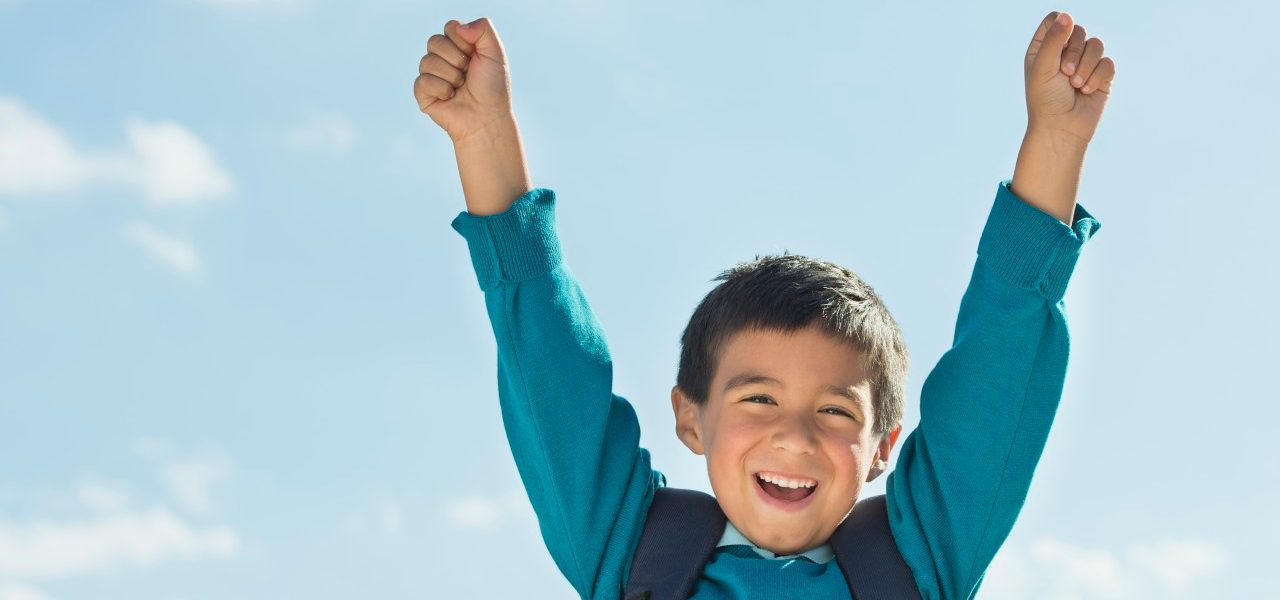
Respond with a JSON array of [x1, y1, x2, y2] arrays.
[[1, 0, 1275, 598]]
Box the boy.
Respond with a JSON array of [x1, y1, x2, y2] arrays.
[[416, 9, 1113, 599]]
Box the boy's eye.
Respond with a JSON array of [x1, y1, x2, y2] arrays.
[[821, 407, 855, 419], [741, 396, 855, 419]]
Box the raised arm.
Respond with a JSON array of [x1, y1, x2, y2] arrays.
[[886, 178, 1099, 599], [420, 18, 663, 599], [884, 11, 1114, 600]]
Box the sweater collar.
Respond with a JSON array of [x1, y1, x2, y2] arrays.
[[715, 520, 835, 564]]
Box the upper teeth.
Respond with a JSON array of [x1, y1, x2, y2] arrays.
[[757, 472, 817, 489]]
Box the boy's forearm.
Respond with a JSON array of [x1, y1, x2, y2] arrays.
[[1009, 128, 1088, 226], [452, 115, 533, 216]]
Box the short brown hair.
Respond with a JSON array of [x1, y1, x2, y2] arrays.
[[675, 252, 909, 437]]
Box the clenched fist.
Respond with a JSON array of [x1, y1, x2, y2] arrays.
[[415, 17, 515, 144], [1024, 11, 1117, 145]]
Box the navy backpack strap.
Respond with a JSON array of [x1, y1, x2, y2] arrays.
[[623, 487, 726, 600], [830, 494, 923, 600]]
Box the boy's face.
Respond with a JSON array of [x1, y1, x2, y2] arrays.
[[671, 324, 901, 556]]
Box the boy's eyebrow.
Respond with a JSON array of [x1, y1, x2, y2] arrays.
[[722, 373, 865, 405]]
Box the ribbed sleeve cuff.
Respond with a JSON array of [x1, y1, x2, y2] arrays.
[[977, 178, 1102, 301], [449, 187, 564, 292]]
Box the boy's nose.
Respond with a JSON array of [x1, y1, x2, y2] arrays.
[[770, 417, 819, 455]]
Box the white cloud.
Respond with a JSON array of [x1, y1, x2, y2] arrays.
[[117, 117, 234, 205], [0, 98, 84, 196], [444, 490, 531, 531], [343, 498, 406, 536], [121, 221, 202, 278], [163, 455, 233, 514], [0, 96, 233, 206], [445, 495, 502, 529], [0, 508, 237, 580], [0, 582, 53, 600], [132, 439, 235, 514], [282, 109, 357, 154], [0, 444, 239, 594], [77, 481, 131, 514], [1029, 537, 1134, 598], [132, 436, 171, 460], [983, 535, 1230, 599], [1126, 539, 1229, 595], [378, 500, 403, 533]]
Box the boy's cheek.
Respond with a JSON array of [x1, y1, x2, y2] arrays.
[[705, 418, 761, 462]]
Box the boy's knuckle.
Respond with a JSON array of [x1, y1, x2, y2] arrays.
[[423, 53, 450, 75], [417, 72, 441, 91], [413, 74, 434, 99], [431, 78, 451, 97]]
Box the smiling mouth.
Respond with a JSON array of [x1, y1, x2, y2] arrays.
[[754, 473, 818, 503]]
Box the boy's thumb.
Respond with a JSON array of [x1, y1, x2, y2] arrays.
[[1031, 11, 1073, 77], [457, 17, 498, 50]]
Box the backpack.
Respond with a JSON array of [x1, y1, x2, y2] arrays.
[[622, 487, 923, 600]]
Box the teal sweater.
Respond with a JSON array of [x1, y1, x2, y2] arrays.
[[449, 179, 1100, 600]]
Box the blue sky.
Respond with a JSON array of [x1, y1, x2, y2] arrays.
[[2, 0, 1276, 598]]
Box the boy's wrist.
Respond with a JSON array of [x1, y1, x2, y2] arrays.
[[1010, 127, 1088, 226], [1022, 124, 1090, 155], [452, 114, 532, 217], [451, 113, 521, 148]]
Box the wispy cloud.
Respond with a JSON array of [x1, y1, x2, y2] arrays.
[[445, 495, 502, 529], [0, 96, 233, 206], [281, 109, 357, 154], [443, 490, 531, 531], [1126, 539, 1230, 595], [0, 508, 237, 580], [343, 498, 405, 536], [983, 535, 1230, 599], [0, 444, 241, 597], [121, 221, 202, 278], [0, 581, 53, 600], [77, 481, 132, 514], [129, 440, 236, 514], [378, 500, 403, 533], [0, 97, 84, 196], [133, 436, 171, 460], [116, 117, 234, 206], [162, 454, 234, 514]]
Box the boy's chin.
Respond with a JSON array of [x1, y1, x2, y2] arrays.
[[759, 536, 821, 557], [742, 520, 826, 556]]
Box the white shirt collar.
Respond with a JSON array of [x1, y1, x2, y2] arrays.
[[715, 520, 835, 564]]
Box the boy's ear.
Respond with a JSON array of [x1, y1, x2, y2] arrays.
[[866, 423, 903, 482], [671, 385, 705, 455]]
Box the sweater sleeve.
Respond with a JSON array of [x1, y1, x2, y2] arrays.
[[450, 188, 665, 600], [885, 178, 1101, 600]]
